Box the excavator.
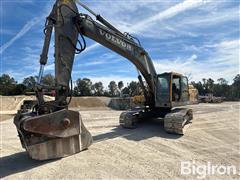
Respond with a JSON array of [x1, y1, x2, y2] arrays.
[[14, 0, 193, 160]]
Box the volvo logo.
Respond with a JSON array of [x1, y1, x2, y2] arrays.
[[99, 29, 133, 51]]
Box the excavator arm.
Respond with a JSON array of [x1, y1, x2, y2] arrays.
[[13, 0, 193, 160], [74, 14, 157, 98], [37, 0, 157, 110]]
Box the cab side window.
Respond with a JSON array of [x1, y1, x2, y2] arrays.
[[181, 77, 189, 102], [181, 77, 188, 91], [172, 76, 181, 101], [158, 77, 169, 93]]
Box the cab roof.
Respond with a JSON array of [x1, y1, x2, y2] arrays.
[[158, 72, 183, 77]]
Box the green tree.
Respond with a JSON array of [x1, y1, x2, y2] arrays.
[[42, 74, 55, 86], [92, 82, 104, 96], [199, 78, 214, 94], [0, 74, 17, 95], [108, 81, 118, 97], [206, 78, 214, 94], [74, 78, 92, 96], [212, 79, 228, 97], [232, 74, 240, 98], [0, 74, 16, 85], [118, 81, 124, 90], [217, 78, 228, 85], [118, 81, 124, 97], [103, 90, 111, 97], [14, 84, 27, 95], [232, 74, 240, 87], [192, 81, 204, 95], [202, 78, 207, 92], [122, 87, 130, 95], [128, 81, 139, 96], [23, 76, 36, 88]]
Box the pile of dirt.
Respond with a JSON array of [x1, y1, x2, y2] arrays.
[[0, 95, 54, 114], [69, 97, 111, 109], [0, 96, 34, 114], [0, 95, 130, 114], [0, 114, 14, 122]]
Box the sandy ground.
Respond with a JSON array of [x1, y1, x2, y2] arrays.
[[0, 115, 14, 122], [0, 102, 239, 179]]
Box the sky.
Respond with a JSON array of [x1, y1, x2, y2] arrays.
[[0, 0, 239, 87]]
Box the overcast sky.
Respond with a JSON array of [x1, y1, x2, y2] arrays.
[[0, 0, 239, 87]]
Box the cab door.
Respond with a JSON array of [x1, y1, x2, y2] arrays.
[[155, 74, 171, 108]]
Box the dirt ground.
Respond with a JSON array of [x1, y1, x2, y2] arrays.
[[0, 102, 239, 179]]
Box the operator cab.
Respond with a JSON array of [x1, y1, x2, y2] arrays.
[[155, 72, 189, 108]]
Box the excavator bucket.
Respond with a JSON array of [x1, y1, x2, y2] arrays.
[[14, 108, 92, 160]]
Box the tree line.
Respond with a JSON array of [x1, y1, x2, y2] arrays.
[[0, 73, 239, 100], [191, 75, 240, 100], [0, 74, 141, 97]]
